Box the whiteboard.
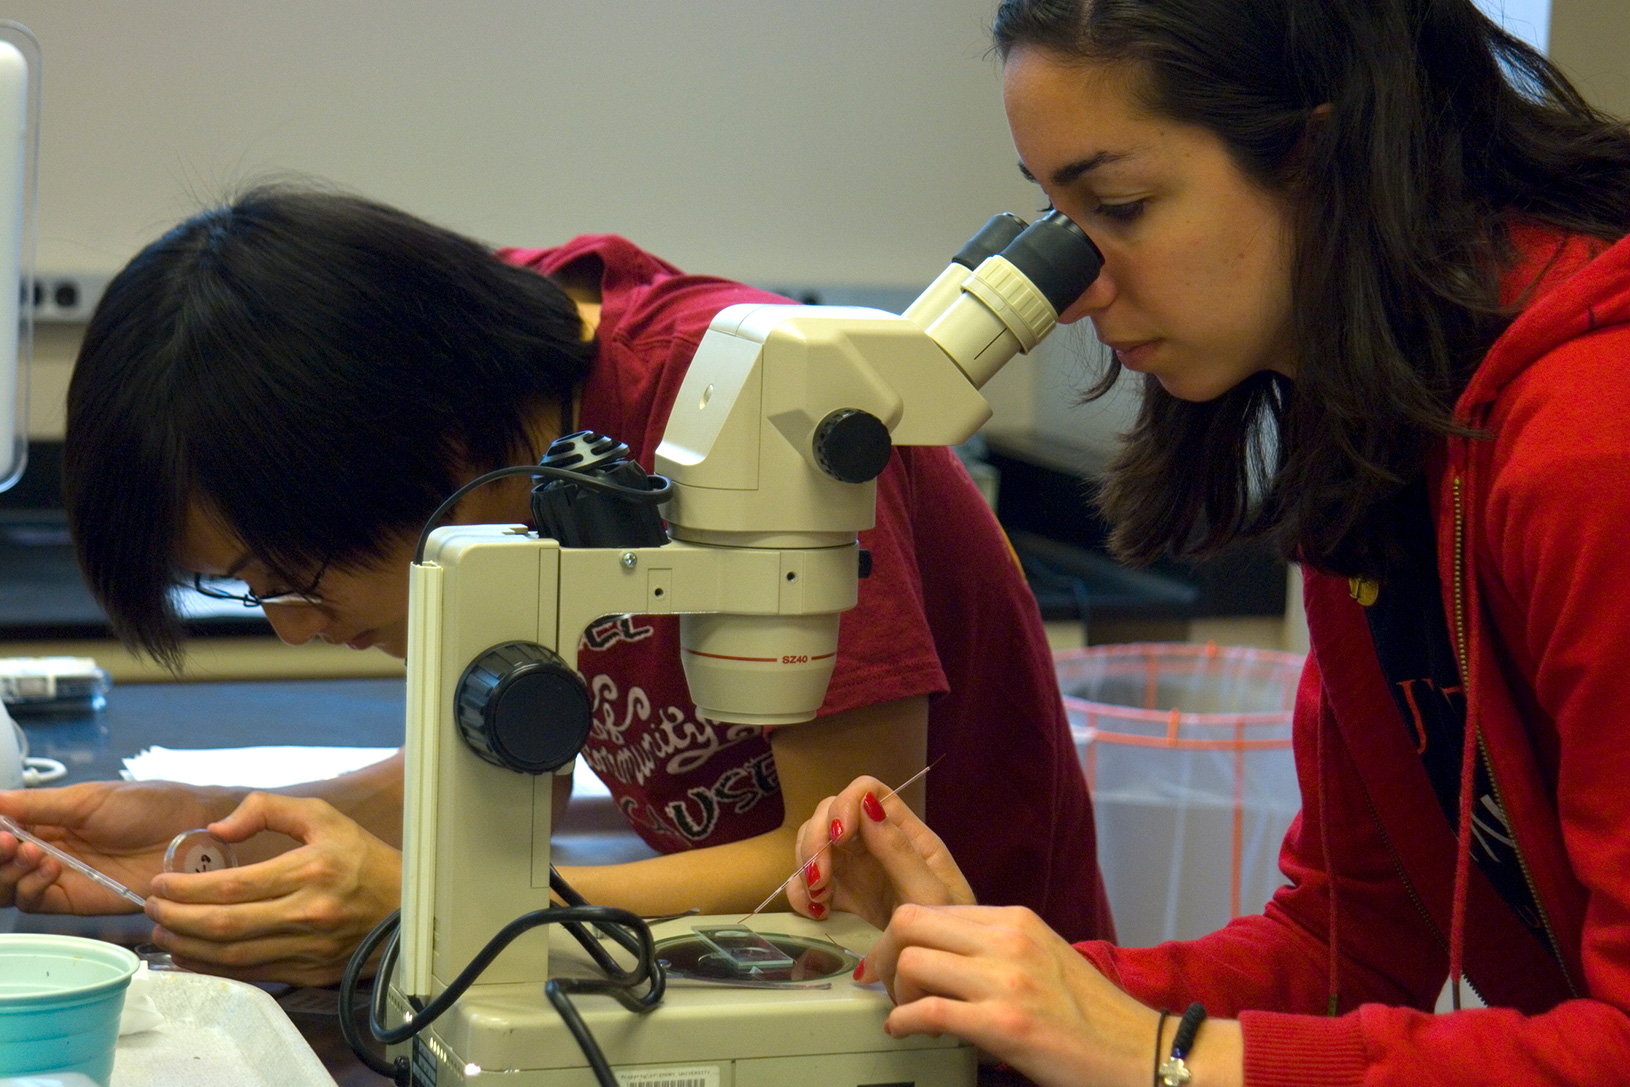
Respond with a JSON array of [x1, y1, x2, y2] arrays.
[[4, 1, 1039, 287]]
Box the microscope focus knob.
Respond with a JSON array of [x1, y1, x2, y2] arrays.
[[812, 408, 892, 484], [455, 642, 592, 775]]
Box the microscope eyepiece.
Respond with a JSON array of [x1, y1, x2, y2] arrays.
[[997, 209, 1103, 317], [952, 213, 1028, 271]]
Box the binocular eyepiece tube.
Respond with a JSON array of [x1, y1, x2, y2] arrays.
[[906, 209, 1104, 390]]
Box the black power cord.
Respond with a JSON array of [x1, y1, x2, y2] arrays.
[[338, 867, 666, 1087]]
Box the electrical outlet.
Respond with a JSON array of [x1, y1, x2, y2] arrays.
[[26, 272, 110, 323]]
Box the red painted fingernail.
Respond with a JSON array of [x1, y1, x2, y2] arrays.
[[809, 901, 826, 919], [862, 792, 886, 823], [853, 959, 866, 980], [804, 860, 819, 886], [829, 818, 844, 841]]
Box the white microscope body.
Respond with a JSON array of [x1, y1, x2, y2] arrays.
[[394, 212, 1101, 1086]]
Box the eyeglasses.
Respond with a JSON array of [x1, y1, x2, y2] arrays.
[[191, 560, 328, 608]]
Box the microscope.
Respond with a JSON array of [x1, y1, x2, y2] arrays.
[[387, 210, 1102, 1086]]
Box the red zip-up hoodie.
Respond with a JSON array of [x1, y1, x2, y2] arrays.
[[1072, 225, 1630, 1085]]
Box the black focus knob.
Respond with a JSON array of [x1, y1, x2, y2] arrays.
[[455, 642, 592, 774], [812, 408, 892, 484]]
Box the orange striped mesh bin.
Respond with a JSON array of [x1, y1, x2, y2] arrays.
[[1056, 642, 1305, 948]]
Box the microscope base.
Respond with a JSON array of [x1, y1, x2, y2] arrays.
[[388, 912, 973, 1087]]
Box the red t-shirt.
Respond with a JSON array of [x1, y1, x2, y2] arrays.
[[498, 236, 1112, 941]]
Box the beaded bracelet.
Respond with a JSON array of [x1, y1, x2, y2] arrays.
[[1155, 1002, 1208, 1087]]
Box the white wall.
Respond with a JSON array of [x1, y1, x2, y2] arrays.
[[1475, 0, 1551, 50], [1549, 0, 1630, 119], [12, 0, 1622, 448], [8, 1, 1050, 442], [6, 1, 1034, 285]]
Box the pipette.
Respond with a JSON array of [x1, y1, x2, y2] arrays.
[[737, 755, 943, 923], [0, 813, 147, 908]]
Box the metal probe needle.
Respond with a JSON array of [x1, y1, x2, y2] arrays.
[[737, 755, 944, 923]]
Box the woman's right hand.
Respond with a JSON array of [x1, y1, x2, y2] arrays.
[[0, 779, 241, 913], [788, 775, 975, 931]]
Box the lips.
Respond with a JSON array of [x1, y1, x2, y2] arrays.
[[1103, 339, 1158, 367]]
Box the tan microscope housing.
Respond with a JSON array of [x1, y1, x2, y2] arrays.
[[392, 212, 1101, 1086]]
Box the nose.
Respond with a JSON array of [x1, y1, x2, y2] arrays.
[[262, 603, 332, 647], [1058, 268, 1115, 325]]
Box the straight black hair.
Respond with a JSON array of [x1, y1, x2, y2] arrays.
[[993, 0, 1630, 576], [65, 185, 597, 665]]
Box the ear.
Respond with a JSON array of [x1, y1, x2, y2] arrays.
[[1281, 103, 1336, 184]]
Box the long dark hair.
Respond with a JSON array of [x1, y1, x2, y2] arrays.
[[65, 184, 597, 664], [994, 0, 1630, 575]]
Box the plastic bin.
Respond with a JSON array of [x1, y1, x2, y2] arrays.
[[1057, 643, 1304, 948]]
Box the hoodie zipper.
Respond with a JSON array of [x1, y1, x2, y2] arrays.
[[1450, 473, 1581, 998]]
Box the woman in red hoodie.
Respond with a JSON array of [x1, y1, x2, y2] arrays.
[[794, 0, 1630, 1084]]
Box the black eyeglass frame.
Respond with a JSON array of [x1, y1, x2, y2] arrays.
[[190, 559, 329, 608]]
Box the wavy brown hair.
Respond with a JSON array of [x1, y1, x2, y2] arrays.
[[994, 0, 1630, 576]]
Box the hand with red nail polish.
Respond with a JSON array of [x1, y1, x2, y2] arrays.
[[788, 775, 973, 933], [861, 900, 1182, 1087]]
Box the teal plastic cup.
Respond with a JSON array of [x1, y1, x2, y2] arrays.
[[0, 935, 140, 1087]]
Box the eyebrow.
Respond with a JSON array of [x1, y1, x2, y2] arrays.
[[1018, 150, 1132, 187]]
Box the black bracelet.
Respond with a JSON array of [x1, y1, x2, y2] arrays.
[[1156, 1002, 1208, 1087], [1152, 1010, 1171, 1087]]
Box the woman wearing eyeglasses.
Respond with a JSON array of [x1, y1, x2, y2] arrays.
[[0, 185, 1113, 985]]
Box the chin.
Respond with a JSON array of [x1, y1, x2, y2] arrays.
[[1153, 372, 1246, 403]]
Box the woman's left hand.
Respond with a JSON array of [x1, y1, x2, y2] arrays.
[[858, 903, 1164, 1087], [143, 792, 401, 986]]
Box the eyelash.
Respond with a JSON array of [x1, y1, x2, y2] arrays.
[[1096, 200, 1146, 223], [1035, 199, 1147, 225]]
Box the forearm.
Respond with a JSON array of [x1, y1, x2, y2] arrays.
[[558, 696, 927, 917], [555, 824, 800, 917], [274, 750, 404, 847], [197, 751, 404, 868]]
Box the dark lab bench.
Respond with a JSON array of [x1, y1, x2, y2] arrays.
[[3, 678, 406, 1085]]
